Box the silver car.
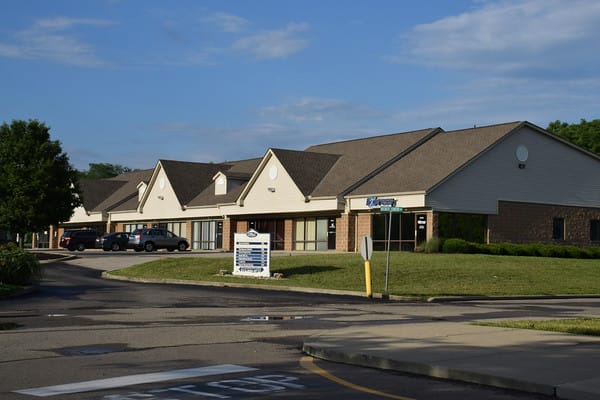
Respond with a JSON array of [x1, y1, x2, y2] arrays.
[[128, 228, 189, 252]]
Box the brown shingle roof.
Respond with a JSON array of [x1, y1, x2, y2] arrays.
[[78, 179, 126, 211], [271, 148, 340, 196], [305, 128, 440, 197], [93, 169, 154, 212], [159, 160, 229, 206], [186, 158, 262, 207], [348, 121, 524, 195]]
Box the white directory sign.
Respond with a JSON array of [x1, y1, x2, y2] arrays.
[[233, 229, 271, 278]]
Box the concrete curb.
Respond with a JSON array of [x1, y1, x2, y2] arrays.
[[102, 272, 411, 299], [102, 272, 600, 304], [301, 342, 557, 397]]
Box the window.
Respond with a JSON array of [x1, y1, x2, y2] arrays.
[[123, 223, 146, 233], [372, 213, 416, 251], [156, 222, 186, 237], [192, 220, 222, 250], [294, 217, 334, 251], [591, 220, 600, 242], [552, 217, 565, 240], [249, 219, 285, 250]]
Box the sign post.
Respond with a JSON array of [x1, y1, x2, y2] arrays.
[[360, 235, 373, 298], [381, 205, 403, 297], [233, 229, 271, 278]]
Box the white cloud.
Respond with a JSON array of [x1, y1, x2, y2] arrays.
[[233, 22, 309, 59], [0, 17, 113, 67], [395, 0, 600, 78]]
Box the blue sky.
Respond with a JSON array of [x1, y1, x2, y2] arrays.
[[2, 0, 599, 171]]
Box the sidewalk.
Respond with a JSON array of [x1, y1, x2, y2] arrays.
[[302, 321, 600, 400]]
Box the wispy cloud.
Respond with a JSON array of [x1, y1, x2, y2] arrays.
[[232, 22, 309, 60], [0, 17, 113, 67]]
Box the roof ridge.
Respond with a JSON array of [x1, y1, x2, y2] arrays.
[[306, 127, 442, 150]]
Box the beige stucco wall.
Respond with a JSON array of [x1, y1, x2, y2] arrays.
[[238, 155, 341, 215], [69, 206, 105, 224]]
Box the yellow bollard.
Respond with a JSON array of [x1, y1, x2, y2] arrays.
[[364, 260, 372, 298]]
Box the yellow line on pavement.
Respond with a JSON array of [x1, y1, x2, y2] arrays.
[[300, 356, 416, 400]]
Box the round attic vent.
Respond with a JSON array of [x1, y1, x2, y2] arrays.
[[516, 145, 529, 162]]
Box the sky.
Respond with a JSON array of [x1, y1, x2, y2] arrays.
[[1, 0, 599, 171]]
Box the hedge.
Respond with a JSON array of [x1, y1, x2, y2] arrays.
[[441, 238, 600, 259]]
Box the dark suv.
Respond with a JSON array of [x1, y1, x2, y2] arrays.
[[60, 229, 99, 251], [129, 228, 189, 252]]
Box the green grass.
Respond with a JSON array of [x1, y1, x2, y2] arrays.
[[477, 318, 600, 336], [109, 252, 600, 297]]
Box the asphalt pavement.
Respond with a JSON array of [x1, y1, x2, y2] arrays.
[[39, 251, 600, 399]]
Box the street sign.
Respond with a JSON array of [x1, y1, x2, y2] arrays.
[[380, 206, 403, 212], [360, 235, 373, 261]]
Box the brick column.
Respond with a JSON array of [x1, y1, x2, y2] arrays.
[[222, 218, 232, 251], [336, 213, 356, 252], [356, 213, 373, 248], [284, 219, 294, 251]]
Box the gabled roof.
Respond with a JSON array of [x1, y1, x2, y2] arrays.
[[158, 160, 228, 206], [80, 169, 154, 213], [348, 121, 525, 196], [78, 179, 126, 212], [305, 128, 441, 197], [270, 148, 341, 196], [186, 158, 262, 207]]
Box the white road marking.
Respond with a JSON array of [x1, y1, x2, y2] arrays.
[[14, 364, 258, 397]]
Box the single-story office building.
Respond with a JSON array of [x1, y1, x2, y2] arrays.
[[53, 121, 600, 251]]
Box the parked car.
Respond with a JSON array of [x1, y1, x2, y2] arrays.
[[59, 229, 99, 251], [128, 228, 189, 252], [97, 232, 130, 251]]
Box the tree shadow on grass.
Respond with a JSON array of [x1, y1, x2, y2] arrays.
[[273, 265, 342, 278]]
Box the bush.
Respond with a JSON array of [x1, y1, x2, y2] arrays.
[[443, 238, 470, 253], [0, 244, 41, 285], [440, 238, 600, 259]]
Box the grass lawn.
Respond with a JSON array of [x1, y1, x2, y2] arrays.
[[477, 318, 600, 336], [109, 251, 600, 297]]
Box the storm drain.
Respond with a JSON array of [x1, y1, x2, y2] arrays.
[[55, 343, 130, 356]]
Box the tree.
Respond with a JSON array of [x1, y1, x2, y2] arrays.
[[78, 163, 132, 179], [0, 120, 81, 247], [547, 119, 600, 156]]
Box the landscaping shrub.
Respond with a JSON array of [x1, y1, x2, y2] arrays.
[[442, 238, 470, 253], [441, 239, 600, 259], [0, 244, 41, 285]]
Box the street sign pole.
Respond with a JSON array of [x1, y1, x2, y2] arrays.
[[384, 209, 392, 296], [360, 235, 373, 298], [380, 206, 403, 297]]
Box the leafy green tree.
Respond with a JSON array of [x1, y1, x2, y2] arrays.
[[547, 119, 600, 155], [0, 120, 81, 247], [78, 163, 132, 179]]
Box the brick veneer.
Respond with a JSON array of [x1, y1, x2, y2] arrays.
[[336, 213, 355, 252], [488, 201, 600, 246], [356, 213, 373, 247]]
